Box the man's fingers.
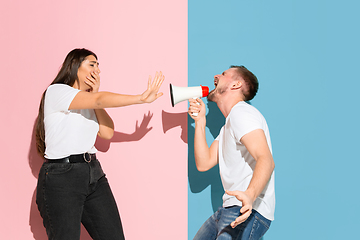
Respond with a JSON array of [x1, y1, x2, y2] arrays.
[[225, 190, 239, 196], [240, 204, 251, 214], [226, 190, 244, 201], [230, 210, 252, 228], [189, 98, 197, 104]]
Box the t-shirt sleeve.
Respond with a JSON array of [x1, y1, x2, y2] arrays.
[[231, 107, 262, 143], [45, 84, 81, 114]]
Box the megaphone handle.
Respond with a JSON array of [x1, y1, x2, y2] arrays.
[[192, 97, 200, 117]]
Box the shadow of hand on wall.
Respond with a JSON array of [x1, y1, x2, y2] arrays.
[[28, 111, 155, 239], [95, 111, 154, 152], [188, 101, 225, 212]]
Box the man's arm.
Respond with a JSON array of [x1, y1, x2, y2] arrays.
[[189, 98, 218, 172], [226, 129, 274, 227]]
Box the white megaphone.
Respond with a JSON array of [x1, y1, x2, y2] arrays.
[[170, 84, 209, 116]]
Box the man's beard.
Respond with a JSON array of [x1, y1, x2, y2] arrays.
[[207, 86, 226, 102], [207, 89, 216, 102]]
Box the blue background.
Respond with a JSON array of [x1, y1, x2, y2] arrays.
[[188, 0, 360, 239]]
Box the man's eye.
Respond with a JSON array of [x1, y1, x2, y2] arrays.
[[90, 64, 94, 67]]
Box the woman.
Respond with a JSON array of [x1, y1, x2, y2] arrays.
[[35, 48, 164, 240]]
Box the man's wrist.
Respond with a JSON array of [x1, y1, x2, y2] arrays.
[[195, 117, 206, 127], [244, 189, 257, 203]]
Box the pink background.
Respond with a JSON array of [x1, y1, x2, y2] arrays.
[[0, 0, 188, 239]]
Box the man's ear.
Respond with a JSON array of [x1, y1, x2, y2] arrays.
[[231, 80, 242, 90]]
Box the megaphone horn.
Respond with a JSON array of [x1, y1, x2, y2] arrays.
[[170, 84, 209, 107]]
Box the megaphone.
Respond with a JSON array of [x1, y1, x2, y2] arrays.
[[170, 84, 209, 107], [170, 84, 209, 116]]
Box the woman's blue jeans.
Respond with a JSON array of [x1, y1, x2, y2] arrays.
[[193, 206, 271, 240], [36, 158, 125, 240]]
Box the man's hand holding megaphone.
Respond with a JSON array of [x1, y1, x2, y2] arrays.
[[188, 98, 206, 119]]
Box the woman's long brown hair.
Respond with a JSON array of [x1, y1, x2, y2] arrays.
[[35, 48, 97, 156]]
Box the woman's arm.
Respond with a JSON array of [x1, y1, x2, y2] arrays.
[[69, 70, 164, 139], [69, 71, 165, 110], [94, 109, 114, 140]]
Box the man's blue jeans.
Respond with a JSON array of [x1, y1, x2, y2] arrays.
[[193, 206, 271, 240], [36, 158, 125, 240]]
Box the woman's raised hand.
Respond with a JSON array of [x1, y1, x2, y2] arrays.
[[85, 71, 101, 93], [140, 71, 165, 103]]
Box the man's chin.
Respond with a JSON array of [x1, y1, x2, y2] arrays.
[[207, 93, 215, 102]]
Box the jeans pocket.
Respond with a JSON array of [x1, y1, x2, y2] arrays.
[[45, 163, 74, 175], [249, 215, 271, 240], [44, 163, 89, 193], [90, 159, 105, 183]]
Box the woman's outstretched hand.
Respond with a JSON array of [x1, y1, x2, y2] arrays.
[[140, 71, 165, 103]]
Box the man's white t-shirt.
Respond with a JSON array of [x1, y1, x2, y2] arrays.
[[217, 101, 275, 221], [44, 84, 99, 159]]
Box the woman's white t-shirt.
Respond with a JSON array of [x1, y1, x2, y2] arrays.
[[43, 84, 99, 159], [217, 101, 275, 221]]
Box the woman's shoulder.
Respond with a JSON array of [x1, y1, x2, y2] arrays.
[[47, 83, 73, 91], [45, 84, 80, 107], [46, 84, 80, 96]]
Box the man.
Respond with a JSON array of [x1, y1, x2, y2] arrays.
[[188, 66, 275, 240]]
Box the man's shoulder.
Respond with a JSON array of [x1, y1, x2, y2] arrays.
[[231, 101, 260, 116]]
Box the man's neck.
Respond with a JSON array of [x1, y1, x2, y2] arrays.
[[217, 96, 244, 118]]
